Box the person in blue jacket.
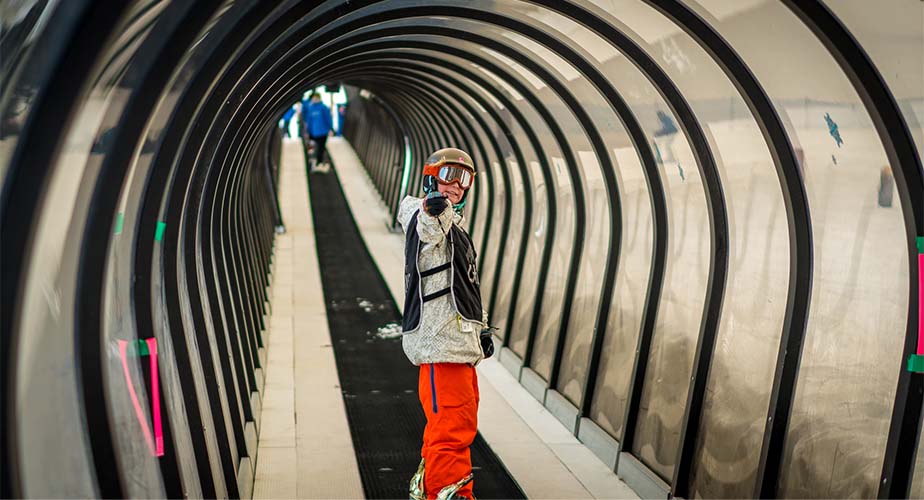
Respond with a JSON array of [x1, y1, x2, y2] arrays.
[[281, 106, 297, 138], [303, 93, 333, 170]]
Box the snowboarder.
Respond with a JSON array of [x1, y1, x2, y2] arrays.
[[397, 147, 494, 500]]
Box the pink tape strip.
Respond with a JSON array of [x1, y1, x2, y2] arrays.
[[118, 340, 155, 455], [918, 253, 923, 356], [146, 338, 164, 457]]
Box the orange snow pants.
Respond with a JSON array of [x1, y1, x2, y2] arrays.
[[418, 363, 479, 499]]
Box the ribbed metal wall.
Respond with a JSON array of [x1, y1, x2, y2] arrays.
[[1, 1, 921, 498]]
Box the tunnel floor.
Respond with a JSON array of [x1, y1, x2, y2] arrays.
[[306, 148, 525, 499]]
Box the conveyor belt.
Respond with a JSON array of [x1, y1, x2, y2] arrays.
[[307, 153, 525, 499]]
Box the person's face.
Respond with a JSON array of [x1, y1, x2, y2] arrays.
[[312, 95, 321, 103], [437, 181, 464, 205]]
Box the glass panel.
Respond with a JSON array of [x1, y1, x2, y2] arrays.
[[493, 44, 595, 385], [530, 153, 576, 379], [556, 148, 610, 405], [570, 3, 710, 482], [468, 145, 506, 321], [677, 1, 909, 497], [822, 0, 924, 158], [631, 127, 709, 482], [514, 3, 660, 417], [507, 158, 550, 357], [488, 156, 530, 342], [502, 2, 668, 438], [103, 182, 166, 496], [581, 0, 793, 490], [485, 14, 613, 402], [454, 106, 505, 310], [590, 144, 653, 439], [462, 112, 496, 262]]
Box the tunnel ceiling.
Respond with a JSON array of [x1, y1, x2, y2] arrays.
[[1, 0, 922, 499]]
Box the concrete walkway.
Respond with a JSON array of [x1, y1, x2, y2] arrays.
[[253, 139, 364, 499]]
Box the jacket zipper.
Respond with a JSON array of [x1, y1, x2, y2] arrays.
[[429, 364, 438, 414]]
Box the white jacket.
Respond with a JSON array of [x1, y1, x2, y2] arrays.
[[397, 196, 487, 366]]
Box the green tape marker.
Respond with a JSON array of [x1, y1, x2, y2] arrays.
[[136, 339, 150, 356], [114, 213, 125, 235], [917, 236, 923, 254], [123, 339, 151, 357], [908, 354, 924, 373], [155, 221, 166, 241]]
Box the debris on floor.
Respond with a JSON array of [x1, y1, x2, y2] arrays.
[[375, 322, 403, 339]]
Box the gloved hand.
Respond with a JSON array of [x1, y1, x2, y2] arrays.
[[480, 330, 495, 359], [424, 192, 449, 217]]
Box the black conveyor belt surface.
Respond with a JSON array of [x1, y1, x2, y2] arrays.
[[306, 153, 525, 499]]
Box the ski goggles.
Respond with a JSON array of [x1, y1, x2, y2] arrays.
[[423, 163, 476, 189]]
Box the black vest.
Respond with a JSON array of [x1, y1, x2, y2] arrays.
[[402, 210, 483, 332]]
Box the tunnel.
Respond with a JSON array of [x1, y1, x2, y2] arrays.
[[1, 1, 923, 498]]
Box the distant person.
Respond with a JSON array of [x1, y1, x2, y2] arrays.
[[304, 93, 333, 172], [281, 105, 297, 139], [398, 148, 495, 500], [337, 104, 347, 136]]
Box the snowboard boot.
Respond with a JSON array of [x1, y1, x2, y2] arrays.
[[409, 459, 426, 500], [435, 473, 474, 500]]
